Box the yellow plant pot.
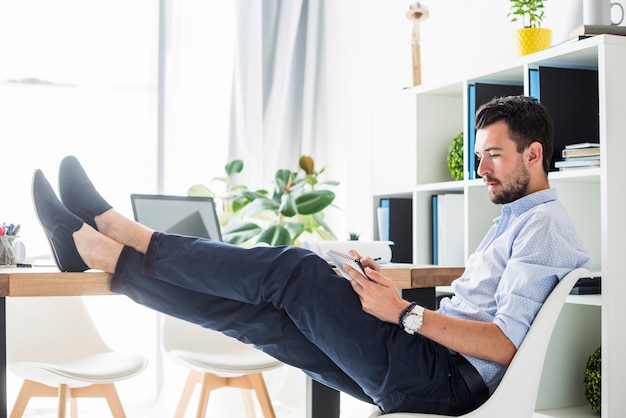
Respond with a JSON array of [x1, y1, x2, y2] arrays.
[[514, 28, 552, 56]]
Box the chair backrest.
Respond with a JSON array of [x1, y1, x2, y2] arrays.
[[462, 267, 588, 417], [6, 296, 113, 363]]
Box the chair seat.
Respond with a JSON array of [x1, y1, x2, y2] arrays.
[[9, 352, 148, 388], [167, 348, 281, 377]]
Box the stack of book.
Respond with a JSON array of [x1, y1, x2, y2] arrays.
[[555, 142, 600, 170], [570, 273, 601, 295]]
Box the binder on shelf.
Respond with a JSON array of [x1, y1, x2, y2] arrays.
[[378, 198, 412, 263], [529, 68, 540, 99], [431, 195, 439, 264], [537, 66, 599, 171], [431, 193, 464, 266], [468, 82, 524, 179]]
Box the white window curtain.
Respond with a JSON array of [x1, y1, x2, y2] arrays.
[[228, 0, 325, 188], [159, 0, 234, 195]]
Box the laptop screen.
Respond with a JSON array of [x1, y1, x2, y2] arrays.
[[130, 194, 222, 242]]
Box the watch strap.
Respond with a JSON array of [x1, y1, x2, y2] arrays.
[[399, 301, 418, 329]]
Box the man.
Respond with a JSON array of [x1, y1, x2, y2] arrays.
[[32, 95, 591, 415]]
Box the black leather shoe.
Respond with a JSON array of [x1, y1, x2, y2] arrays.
[[59, 155, 112, 230], [32, 169, 89, 272]]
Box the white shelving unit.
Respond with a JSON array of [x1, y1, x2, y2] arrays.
[[372, 35, 626, 417]]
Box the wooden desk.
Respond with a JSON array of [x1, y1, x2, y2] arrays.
[[0, 265, 463, 418]]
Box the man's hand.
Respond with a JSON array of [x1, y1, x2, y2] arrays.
[[344, 251, 411, 324]]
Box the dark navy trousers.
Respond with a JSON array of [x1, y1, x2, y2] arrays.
[[111, 232, 475, 415]]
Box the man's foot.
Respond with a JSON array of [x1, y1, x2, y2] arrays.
[[32, 169, 89, 272], [59, 155, 112, 230]]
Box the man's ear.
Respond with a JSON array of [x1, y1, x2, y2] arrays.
[[527, 141, 543, 167]]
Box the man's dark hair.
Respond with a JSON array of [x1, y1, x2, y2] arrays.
[[474, 95, 554, 175]]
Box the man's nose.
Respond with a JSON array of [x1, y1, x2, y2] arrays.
[[477, 157, 490, 178]]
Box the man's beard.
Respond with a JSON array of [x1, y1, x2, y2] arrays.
[[485, 160, 531, 205]]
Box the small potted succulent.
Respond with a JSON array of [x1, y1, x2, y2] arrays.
[[508, 0, 552, 55]]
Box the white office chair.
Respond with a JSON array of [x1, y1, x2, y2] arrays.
[[161, 314, 283, 418], [369, 267, 588, 418], [6, 296, 148, 418]]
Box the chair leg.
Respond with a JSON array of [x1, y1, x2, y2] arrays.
[[58, 384, 70, 418], [10, 380, 41, 418], [174, 370, 201, 418], [247, 373, 276, 418], [173, 369, 275, 418], [196, 373, 223, 418], [70, 398, 78, 418], [70, 383, 126, 418], [101, 383, 126, 418], [9, 380, 127, 418], [242, 390, 256, 418]]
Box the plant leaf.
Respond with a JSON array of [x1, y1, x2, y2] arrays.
[[279, 194, 297, 217], [274, 169, 294, 192], [239, 198, 280, 217], [312, 213, 337, 239], [241, 190, 271, 202], [284, 221, 305, 240], [295, 190, 335, 215], [257, 225, 292, 246], [225, 160, 244, 176], [187, 184, 215, 198], [222, 222, 262, 245]]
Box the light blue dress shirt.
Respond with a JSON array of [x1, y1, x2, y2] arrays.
[[437, 188, 593, 393]]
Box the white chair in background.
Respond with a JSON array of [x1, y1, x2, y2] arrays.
[[161, 314, 283, 418], [368, 268, 588, 418], [6, 296, 148, 418]]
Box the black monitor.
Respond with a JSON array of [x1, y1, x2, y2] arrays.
[[130, 194, 222, 242]]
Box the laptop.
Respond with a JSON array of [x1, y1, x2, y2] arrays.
[[130, 194, 222, 241]]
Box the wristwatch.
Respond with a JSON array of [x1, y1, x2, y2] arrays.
[[402, 304, 425, 335]]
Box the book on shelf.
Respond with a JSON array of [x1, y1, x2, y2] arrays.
[[569, 24, 626, 39], [562, 155, 600, 162], [431, 193, 464, 266], [555, 159, 601, 169], [562, 148, 601, 158], [378, 197, 412, 263], [570, 273, 601, 295], [565, 142, 600, 149]]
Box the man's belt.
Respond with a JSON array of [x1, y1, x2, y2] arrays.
[[450, 351, 490, 408]]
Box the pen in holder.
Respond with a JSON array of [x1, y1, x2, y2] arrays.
[[0, 235, 18, 266]]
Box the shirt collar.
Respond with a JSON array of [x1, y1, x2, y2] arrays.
[[502, 188, 557, 217]]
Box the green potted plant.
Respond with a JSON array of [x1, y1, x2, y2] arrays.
[[447, 131, 464, 181], [508, 0, 552, 55], [188, 155, 339, 247], [584, 345, 601, 413]]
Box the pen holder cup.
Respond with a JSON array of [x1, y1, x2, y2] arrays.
[[0, 235, 18, 266]]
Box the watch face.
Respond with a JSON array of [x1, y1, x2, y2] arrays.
[[405, 314, 421, 329]]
